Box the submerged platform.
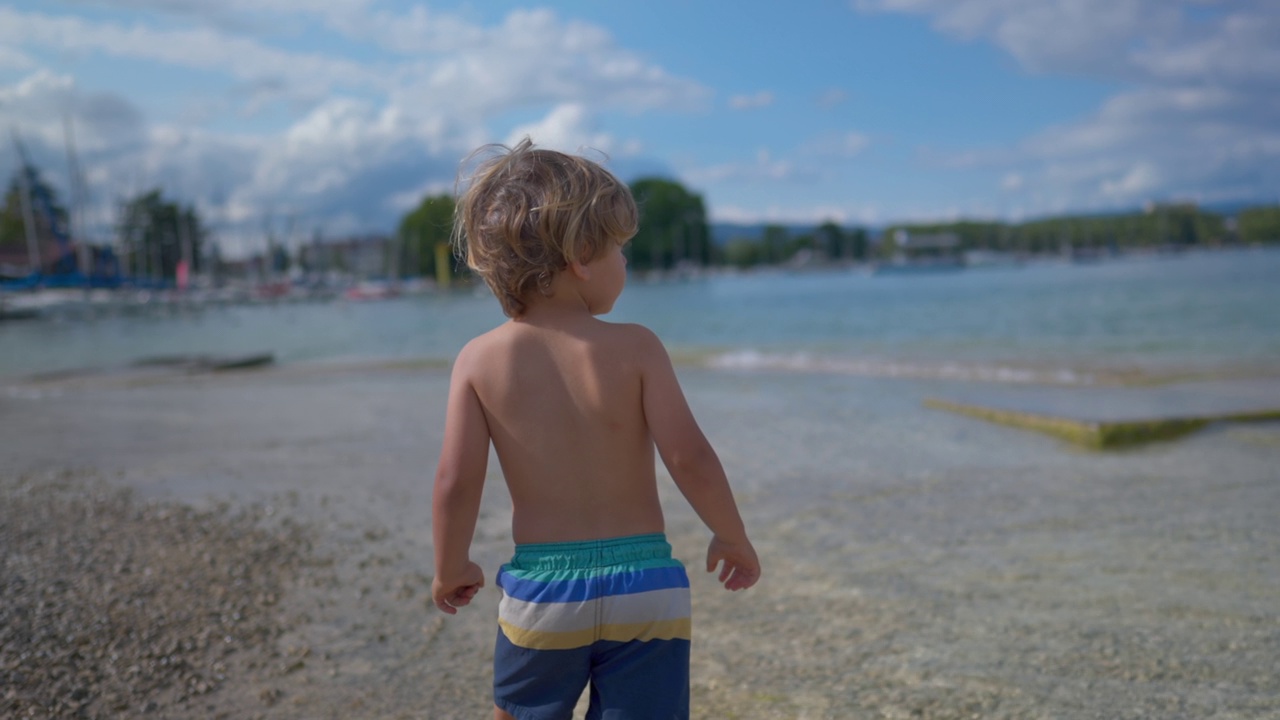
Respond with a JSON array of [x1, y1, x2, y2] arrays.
[[925, 379, 1280, 449]]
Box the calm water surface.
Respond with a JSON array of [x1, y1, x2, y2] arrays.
[[2, 248, 1278, 385]]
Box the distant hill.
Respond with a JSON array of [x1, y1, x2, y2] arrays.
[[709, 223, 822, 246], [708, 200, 1276, 246], [1198, 199, 1271, 216]]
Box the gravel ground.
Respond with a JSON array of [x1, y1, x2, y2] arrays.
[[1, 472, 311, 719], [5, 468, 1277, 720]]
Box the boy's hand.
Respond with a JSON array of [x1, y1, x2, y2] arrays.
[[432, 561, 485, 614], [706, 536, 760, 591]]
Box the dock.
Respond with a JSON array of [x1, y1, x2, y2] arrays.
[[925, 379, 1280, 449]]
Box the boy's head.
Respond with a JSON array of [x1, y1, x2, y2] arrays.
[[453, 138, 638, 317]]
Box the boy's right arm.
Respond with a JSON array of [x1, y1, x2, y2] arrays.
[[636, 328, 760, 591], [431, 343, 491, 614]]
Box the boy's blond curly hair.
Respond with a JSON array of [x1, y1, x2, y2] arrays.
[[452, 138, 638, 317]]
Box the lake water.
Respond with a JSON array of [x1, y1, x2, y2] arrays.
[[2, 247, 1278, 385]]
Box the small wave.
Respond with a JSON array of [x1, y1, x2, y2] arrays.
[[701, 350, 1103, 386]]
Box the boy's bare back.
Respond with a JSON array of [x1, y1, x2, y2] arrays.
[[453, 314, 669, 543]]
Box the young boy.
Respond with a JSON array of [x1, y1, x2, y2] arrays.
[[431, 138, 760, 720]]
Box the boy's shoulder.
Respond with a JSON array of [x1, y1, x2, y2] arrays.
[[590, 320, 668, 361], [471, 318, 661, 343], [459, 320, 665, 365], [454, 323, 517, 369], [596, 318, 661, 341]]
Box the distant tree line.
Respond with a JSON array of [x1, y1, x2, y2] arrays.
[[1237, 206, 1280, 245], [878, 203, 1280, 260], [6, 159, 1280, 287], [720, 221, 872, 269]]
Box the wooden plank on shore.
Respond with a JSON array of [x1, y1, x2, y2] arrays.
[[924, 397, 1280, 449], [131, 353, 275, 373]]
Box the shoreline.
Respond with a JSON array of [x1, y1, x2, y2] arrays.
[[6, 346, 1280, 398], [5, 246, 1280, 388], [3, 365, 1278, 718]]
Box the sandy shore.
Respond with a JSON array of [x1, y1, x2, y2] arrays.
[[2, 363, 1278, 719]]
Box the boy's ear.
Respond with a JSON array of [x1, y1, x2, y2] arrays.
[[568, 259, 591, 280]]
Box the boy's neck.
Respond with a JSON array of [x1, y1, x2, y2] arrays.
[[516, 277, 593, 325]]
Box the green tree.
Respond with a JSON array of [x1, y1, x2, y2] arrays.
[[0, 164, 71, 272], [722, 237, 762, 268], [786, 232, 816, 262], [629, 178, 710, 272], [814, 221, 843, 260], [0, 183, 27, 260], [398, 193, 458, 279], [848, 227, 870, 261], [117, 189, 205, 283], [880, 204, 1234, 258], [1237, 205, 1280, 244], [761, 224, 789, 265], [811, 223, 868, 261]]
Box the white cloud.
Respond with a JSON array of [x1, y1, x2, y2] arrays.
[[817, 88, 849, 109], [0, 71, 76, 145], [0, 5, 707, 255], [1020, 85, 1280, 205], [396, 9, 708, 118], [1001, 172, 1023, 191], [729, 91, 774, 110], [711, 201, 881, 226], [854, 0, 1280, 92], [682, 133, 871, 219], [855, 0, 1168, 79], [800, 131, 872, 159], [504, 103, 616, 154], [857, 0, 1280, 92], [387, 179, 454, 213], [839, 132, 871, 157], [0, 70, 147, 155], [62, 0, 376, 34], [684, 148, 806, 186], [1101, 162, 1160, 198], [0, 8, 379, 101], [855, 0, 1280, 213], [0, 44, 36, 71]]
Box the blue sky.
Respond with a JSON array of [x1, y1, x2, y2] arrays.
[[1, 1, 1278, 255]]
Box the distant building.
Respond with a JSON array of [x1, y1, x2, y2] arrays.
[[870, 230, 965, 274], [301, 234, 393, 279], [891, 230, 962, 263], [0, 238, 76, 277]]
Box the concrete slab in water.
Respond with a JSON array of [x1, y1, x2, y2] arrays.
[[926, 379, 1280, 449]]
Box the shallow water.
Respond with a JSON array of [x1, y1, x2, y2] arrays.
[[4, 364, 1277, 718]]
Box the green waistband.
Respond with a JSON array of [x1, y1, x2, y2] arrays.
[[509, 532, 673, 571]]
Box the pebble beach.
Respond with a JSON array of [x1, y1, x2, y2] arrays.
[[3, 360, 1278, 719]]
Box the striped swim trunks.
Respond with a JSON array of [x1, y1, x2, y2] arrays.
[[494, 533, 691, 719]]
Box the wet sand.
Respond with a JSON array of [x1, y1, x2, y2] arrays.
[[2, 364, 1279, 719]]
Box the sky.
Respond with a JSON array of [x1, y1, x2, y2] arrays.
[[1, 0, 1278, 256]]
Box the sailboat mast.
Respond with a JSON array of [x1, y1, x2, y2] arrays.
[[11, 129, 41, 274], [64, 114, 92, 281]]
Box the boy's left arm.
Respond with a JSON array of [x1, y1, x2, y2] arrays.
[[431, 347, 491, 614]]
